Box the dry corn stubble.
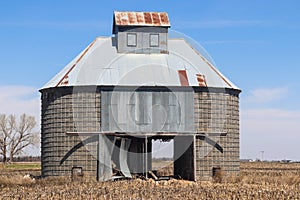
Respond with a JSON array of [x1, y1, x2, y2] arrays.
[[0, 162, 299, 199]]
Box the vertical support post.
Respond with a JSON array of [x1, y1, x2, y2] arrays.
[[193, 135, 196, 181], [145, 135, 148, 179]]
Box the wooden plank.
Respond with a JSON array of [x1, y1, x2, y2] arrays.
[[148, 171, 158, 180]]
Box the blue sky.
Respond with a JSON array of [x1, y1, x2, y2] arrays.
[[0, 1, 300, 160]]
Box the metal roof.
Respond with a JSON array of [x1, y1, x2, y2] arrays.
[[42, 37, 239, 90], [113, 11, 170, 31]]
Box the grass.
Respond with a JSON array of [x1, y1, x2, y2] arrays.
[[0, 162, 40, 171]]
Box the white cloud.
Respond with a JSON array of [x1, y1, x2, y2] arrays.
[[240, 108, 300, 160], [244, 87, 288, 103], [0, 86, 40, 122], [241, 108, 300, 135], [242, 108, 300, 121]]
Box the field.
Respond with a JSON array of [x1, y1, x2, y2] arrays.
[[0, 162, 300, 199]]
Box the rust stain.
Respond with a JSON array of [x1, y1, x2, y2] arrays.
[[196, 74, 207, 87], [56, 39, 97, 87], [160, 50, 168, 54], [120, 12, 128, 25], [178, 70, 190, 86], [144, 12, 152, 24], [159, 13, 169, 25], [62, 80, 69, 85], [152, 13, 160, 25], [128, 12, 136, 24], [136, 12, 144, 23], [115, 14, 121, 26]]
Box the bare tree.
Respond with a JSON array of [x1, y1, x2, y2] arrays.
[[0, 114, 38, 163], [0, 114, 16, 163]]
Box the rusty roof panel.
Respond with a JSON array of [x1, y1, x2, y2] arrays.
[[136, 12, 144, 24], [128, 12, 136, 24], [152, 13, 160, 25], [144, 12, 152, 24], [114, 11, 170, 27], [160, 13, 169, 24]]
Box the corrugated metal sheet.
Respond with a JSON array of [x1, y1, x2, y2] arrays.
[[42, 37, 239, 89], [114, 11, 170, 27], [119, 139, 132, 178], [98, 135, 115, 181], [101, 91, 195, 133]]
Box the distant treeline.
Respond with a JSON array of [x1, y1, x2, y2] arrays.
[[0, 156, 41, 162]]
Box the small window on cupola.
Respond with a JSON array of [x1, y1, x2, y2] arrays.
[[150, 34, 159, 47], [127, 33, 137, 47]]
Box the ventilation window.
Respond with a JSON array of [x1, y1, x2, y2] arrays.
[[127, 33, 137, 47], [150, 34, 159, 47]]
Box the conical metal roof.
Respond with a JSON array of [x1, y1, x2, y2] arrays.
[[42, 37, 238, 90]]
